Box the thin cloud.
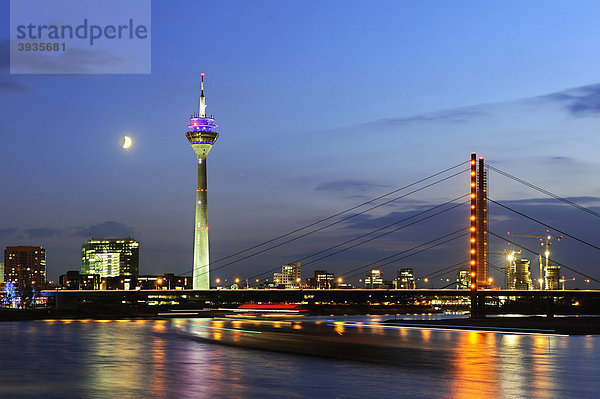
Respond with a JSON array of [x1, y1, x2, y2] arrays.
[[0, 227, 18, 239], [24, 228, 62, 238], [73, 221, 135, 238], [369, 107, 488, 128], [541, 83, 600, 116], [315, 180, 389, 193]]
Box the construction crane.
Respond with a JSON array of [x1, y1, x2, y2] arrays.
[[506, 230, 562, 290], [560, 276, 575, 290]]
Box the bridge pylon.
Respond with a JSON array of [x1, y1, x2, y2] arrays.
[[470, 153, 488, 318]]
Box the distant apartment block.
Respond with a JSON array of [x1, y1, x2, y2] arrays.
[[4, 246, 46, 287], [397, 268, 415, 289], [365, 269, 384, 289], [307, 270, 335, 289], [274, 261, 301, 289]]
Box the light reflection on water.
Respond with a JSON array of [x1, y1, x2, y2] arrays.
[[0, 316, 598, 398]]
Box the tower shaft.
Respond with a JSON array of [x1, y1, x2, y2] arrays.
[[193, 157, 210, 290]]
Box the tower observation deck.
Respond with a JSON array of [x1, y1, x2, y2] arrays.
[[186, 73, 219, 290]]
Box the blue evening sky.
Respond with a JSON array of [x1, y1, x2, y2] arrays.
[[1, 1, 600, 287]]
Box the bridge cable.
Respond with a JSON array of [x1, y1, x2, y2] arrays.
[[341, 229, 469, 281], [416, 260, 470, 281], [186, 166, 469, 278], [246, 197, 469, 283], [488, 197, 600, 252], [488, 165, 600, 219]]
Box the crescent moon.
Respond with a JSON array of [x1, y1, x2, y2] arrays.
[[122, 135, 133, 149]]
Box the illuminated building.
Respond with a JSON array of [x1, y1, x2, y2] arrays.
[[4, 246, 46, 287], [274, 262, 301, 289], [136, 274, 192, 290], [397, 268, 415, 289], [514, 259, 533, 290], [0, 262, 4, 283], [545, 265, 560, 290], [505, 256, 517, 290], [186, 73, 219, 290], [307, 270, 335, 289], [81, 238, 139, 277], [456, 268, 469, 289], [365, 269, 384, 289], [59, 271, 100, 290], [96, 274, 192, 290]]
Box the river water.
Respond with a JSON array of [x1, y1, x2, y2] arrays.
[[1, 314, 599, 398]]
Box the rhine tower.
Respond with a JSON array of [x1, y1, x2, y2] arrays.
[[186, 73, 219, 290]]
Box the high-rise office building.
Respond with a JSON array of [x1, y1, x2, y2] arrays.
[[186, 74, 219, 290], [81, 238, 139, 277], [273, 262, 301, 289], [457, 268, 469, 289], [397, 268, 415, 289], [0, 262, 4, 283], [365, 269, 384, 289], [4, 246, 46, 287]]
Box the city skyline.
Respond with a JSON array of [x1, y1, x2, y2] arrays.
[[2, 1, 600, 286]]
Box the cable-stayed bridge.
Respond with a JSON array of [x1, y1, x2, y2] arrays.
[[186, 154, 599, 291], [45, 153, 600, 318]]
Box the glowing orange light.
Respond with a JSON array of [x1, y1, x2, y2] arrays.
[[470, 249, 475, 254], [471, 194, 476, 198], [470, 261, 476, 265], [470, 216, 475, 221], [471, 182, 476, 187], [470, 272, 476, 277], [470, 284, 476, 289], [470, 227, 476, 232]]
